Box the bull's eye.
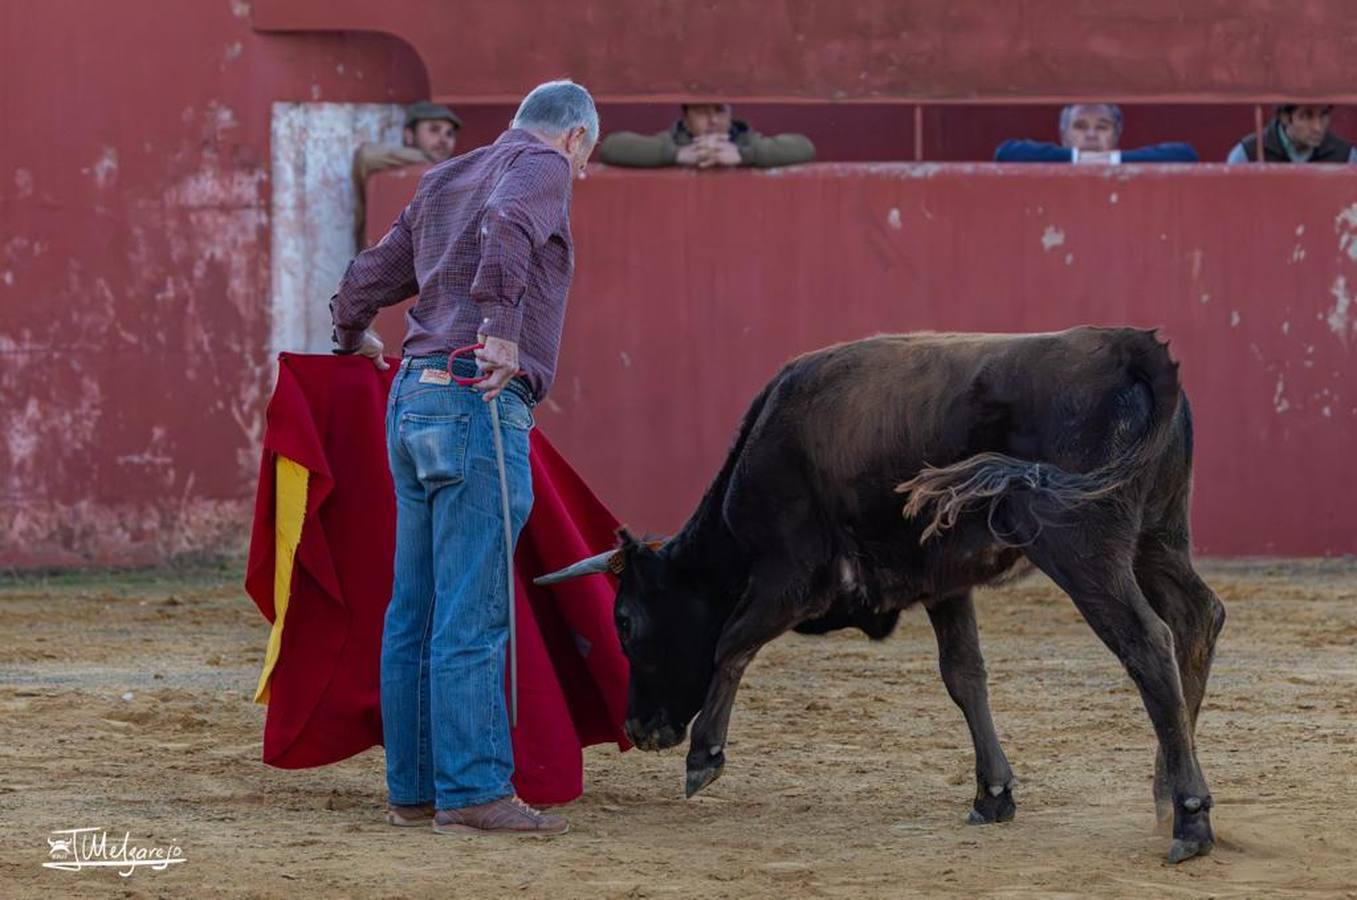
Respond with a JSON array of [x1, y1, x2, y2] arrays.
[[615, 609, 631, 640]]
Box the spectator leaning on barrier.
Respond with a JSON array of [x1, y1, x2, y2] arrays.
[[599, 102, 815, 169], [1226, 104, 1356, 163], [356, 101, 463, 180], [353, 101, 463, 244], [995, 103, 1198, 163]]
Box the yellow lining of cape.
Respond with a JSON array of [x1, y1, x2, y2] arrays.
[[254, 455, 309, 704]]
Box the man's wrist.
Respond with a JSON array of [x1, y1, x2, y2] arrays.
[[332, 323, 367, 353], [477, 305, 523, 344]]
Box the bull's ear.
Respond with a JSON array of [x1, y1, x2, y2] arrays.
[[617, 527, 667, 555]]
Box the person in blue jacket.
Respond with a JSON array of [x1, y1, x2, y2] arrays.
[[995, 103, 1198, 163]]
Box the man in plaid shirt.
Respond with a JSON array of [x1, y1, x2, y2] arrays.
[[330, 80, 597, 836]]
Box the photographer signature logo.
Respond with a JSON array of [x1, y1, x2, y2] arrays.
[[44, 827, 186, 876]]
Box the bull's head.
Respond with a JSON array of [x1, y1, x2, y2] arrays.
[[535, 528, 722, 752]]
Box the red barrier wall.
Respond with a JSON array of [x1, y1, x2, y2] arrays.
[[367, 165, 1357, 556], [255, 0, 1357, 103], [0, 1, 427, 567], [5, 1, 1357, 566]]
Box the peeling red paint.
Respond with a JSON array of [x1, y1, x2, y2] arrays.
[[6, 3, 1357, 566], [0, 3, 426, 567]]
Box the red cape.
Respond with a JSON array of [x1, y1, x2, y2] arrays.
[[245, 353, 629, 805]]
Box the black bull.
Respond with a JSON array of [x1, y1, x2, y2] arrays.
[[537, 328, 1226, 864]]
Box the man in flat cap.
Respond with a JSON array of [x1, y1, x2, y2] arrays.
[[353, 101, 463, 245]]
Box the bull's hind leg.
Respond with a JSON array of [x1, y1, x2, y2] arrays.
[[1024, 539, 1214, 864], [925, 591, 1017, 824], [1134, 533, 1226, 831]]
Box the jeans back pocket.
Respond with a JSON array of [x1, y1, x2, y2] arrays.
[[399, 412, 472, 490]]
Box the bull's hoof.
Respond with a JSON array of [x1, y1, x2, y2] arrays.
[[684, 749, 726, 798], [1165, 796, 1214, 864], [966, 786, 1016, 825], [1167, 838, 1212, 864]]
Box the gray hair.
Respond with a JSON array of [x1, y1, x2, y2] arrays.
[[1059, 103, 1123, 136], [511, 80, 599, 145]]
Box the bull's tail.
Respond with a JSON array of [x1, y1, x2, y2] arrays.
[[897, 331, 1182, 545]]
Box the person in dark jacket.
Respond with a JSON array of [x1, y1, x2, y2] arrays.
[[600, 103, 815, 169], [995, 103, 1198, 163], [1226, 104, 1356, 163]]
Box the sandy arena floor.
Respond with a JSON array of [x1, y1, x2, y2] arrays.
[[0, 560, 1354, 899]]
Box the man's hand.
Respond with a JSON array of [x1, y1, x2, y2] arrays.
[[677, 136, 742, 169], [1074, 150, 1116, 165], [472, 334, 521, 401], [697, 136, 743, 168], [358, 329, 389, 370], [675, 143, 703, 167]]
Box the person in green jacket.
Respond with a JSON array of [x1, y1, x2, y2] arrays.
[[599, 103, 815, 169]]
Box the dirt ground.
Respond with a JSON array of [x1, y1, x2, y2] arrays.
[[1, 560, 1354, 899]]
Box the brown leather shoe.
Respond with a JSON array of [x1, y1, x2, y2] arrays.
[[432, 795, 568, 836], [385, 803, 435, 827]]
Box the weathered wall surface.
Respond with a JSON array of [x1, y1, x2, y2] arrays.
[[5, 1, 1356, 565], [364, 165, 1357, 557], [0, 1, 426, 566], [270, 102, 409, 356], [254, 0, 1357, 103]]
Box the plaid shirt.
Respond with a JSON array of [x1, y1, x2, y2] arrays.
[[331, 129, 575, 400]]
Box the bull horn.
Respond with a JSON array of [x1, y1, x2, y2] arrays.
[[533, 549, 622, 586]]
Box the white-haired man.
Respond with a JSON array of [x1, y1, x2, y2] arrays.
[[995, 103, 1198, 163], [329, 79, 598, 836]]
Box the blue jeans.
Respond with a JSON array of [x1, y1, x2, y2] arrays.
[[381, 356, 534, 810]]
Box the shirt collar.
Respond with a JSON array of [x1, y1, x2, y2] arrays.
[[496, 127, 549, 147]]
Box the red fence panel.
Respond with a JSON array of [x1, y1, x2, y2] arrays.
[[368, 164, 1357, 556]]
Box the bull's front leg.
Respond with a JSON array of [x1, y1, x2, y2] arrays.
[[684, 578, 810, 798], [683, 646, 754, 798]]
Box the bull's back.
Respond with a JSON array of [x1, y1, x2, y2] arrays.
[[780, 327, 1175, 494]]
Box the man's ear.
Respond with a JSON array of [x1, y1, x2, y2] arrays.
[[402, 126, 415, 147]]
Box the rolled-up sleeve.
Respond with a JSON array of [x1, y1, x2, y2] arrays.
[[469, 148, 571, 343], [330, 202, 418, 350]]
